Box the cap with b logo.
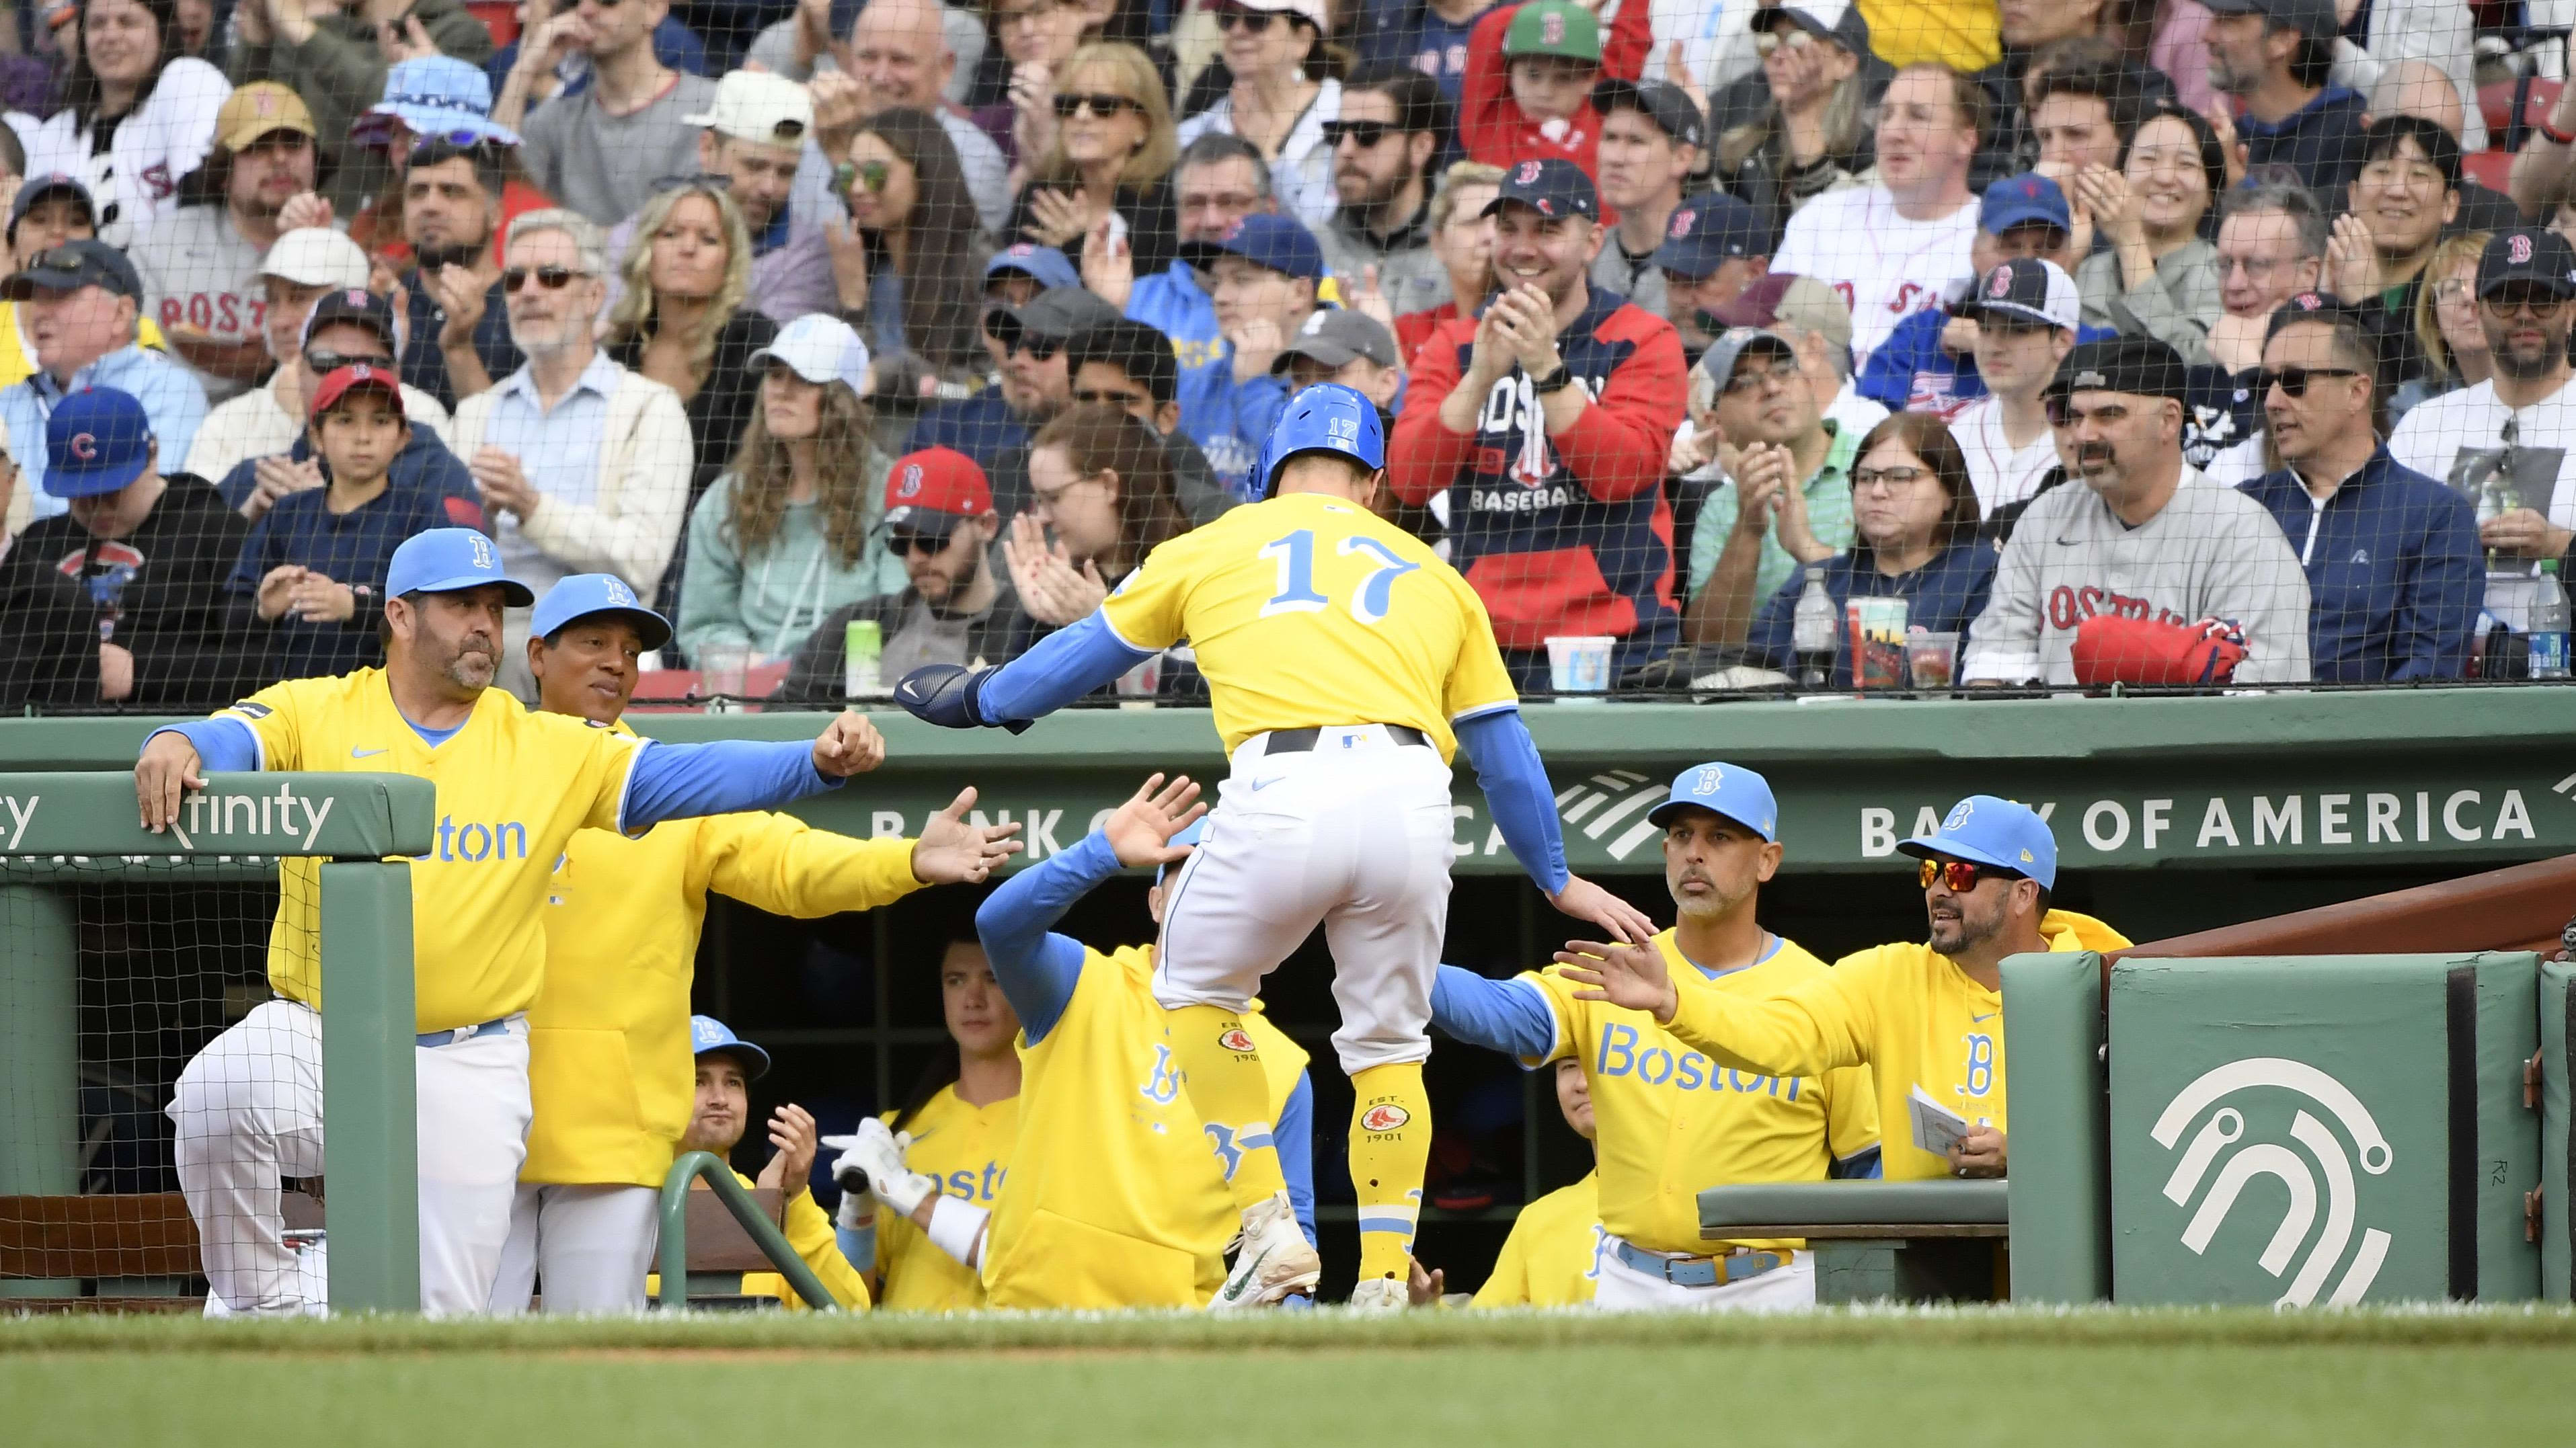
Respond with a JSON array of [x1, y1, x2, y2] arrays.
[[682, 69, 814, 147], [1980, 172, 2072, 237], [385, 527, 535, 604], [884, 446, 996, 538], [42, 386, 153, 499], [301, 287, 401, 356], [1481, 157, 1600, 223], [215, 81, 318, 153], [1653, 192, 1770, 279], [2476, 226, 2576, 300], [1175, 213, 1327, 281], [1644, 761, 1780, 842], [307, 363, 406, 421], [1897, 795, 2058, 889], [531, 572, 672, 651], [689, 1014, 771, 1078], [1964, 257, 2079, 332], [1504, 0, 1604, 59]]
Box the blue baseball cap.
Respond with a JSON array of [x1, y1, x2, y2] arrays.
[[384, 527, 535, 606], [1159, 816, 1206, 880], [1898, 795, 2058, 889], [356, 55, 520, 149], [1980, 173, 2071, 237], [532, 573, 672, 651], [1653, 192, 1770, 279], [690, 1014, 771, 1079], [984, 242, 1080, 292], [1482, 157, 1600, 223], [1177, 212, 1327, 281], [42, 387, 153, 497], [1643, 762, 1779, 842]]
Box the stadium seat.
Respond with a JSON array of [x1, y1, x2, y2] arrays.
[[2479, 75, 2565, 151], [2464, 149, 2518, 193], [469, 1, 521, 48]]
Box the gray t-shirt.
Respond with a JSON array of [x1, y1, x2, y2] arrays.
[[521, 73, 722, 226], [130, 205, 268, 404], [1590, 232, 1670, 320], [881, 590, 1002, 678]]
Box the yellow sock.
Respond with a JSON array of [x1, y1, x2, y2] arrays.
[[1348, 1061, 1430, 1284], [1165, 1004, 1287, 1209]]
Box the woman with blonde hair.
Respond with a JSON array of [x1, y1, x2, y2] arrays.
[[1713, 7, 1872, 241], [2391, 230, 2491, 421], [1387, 161, 1504, 365], [1007, 41, 1183, 274], [603, 180, 777, 500]]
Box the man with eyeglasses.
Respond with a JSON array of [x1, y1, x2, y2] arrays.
[[0, 241, 209, 518], [2390, 227, 2576, 641], [1961, 335, 2311, 685], [2239, 302, 2479, 682], [2206, 180, 2327, 376], [396, 139, 528, 411], [507, 0, 722, 226], [1089, 134, 1277, 430], [1317, 67, 1454, 324], [1588, 78, 1703, 321], [1681, 327, 1855, 648], [1556, 797, 2130, 1182], [600, 71, 838, 327], [1064, 317, 1241, 526]]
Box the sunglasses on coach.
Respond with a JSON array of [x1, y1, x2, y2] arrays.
[[1320, 120, 1398, 149], [2255, 366, 2363, 399], [1918, 858, 2022, 893], [1054, 91, 1145, 120], [502, 264, 585, 292]]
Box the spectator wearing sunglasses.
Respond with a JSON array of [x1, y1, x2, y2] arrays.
[[225, 0, 495, 215], [1315, 67, 1453, 326], [1458, 0, 1650, 181], [970, 0, 1101, 168], [830, 108, 991, 401], [0, 240, 210, 518], [2238, 305, 2477, 683], [1007, 42, 1181, 276], [912, 282, 1119, 516], [508, 0, 724, 226], [17, 0, 233, 251], [679, 313, 910, 670], [1174, 0, 1343, 231], [395, 139, 528, 410]]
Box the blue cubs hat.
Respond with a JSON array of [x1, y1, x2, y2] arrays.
[[690, 1014, 771, 1079], [1898, 795, 2058, 889], [1652, 192, 1770, 279], [356, 55, 520, 148], [533, 573, 672, 651], [1980, 173, 2071, 237], [1177, 212, 1327, 281], [385, 527, 536, 606], [1254, 382, 1384, 497], [42, 386, 153, 498], [1482, 157, 1600, 223], [1643, 762, 1779, 841], [984, 242, 1080, 291]]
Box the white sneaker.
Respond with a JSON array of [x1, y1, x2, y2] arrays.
[[1345, 1276, 1408, 1313], [1206, 1191, 1321, 1310]]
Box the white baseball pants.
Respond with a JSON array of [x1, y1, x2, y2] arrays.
[[488, 1183, 660, 1314], [1152, 725, 1457, 1075], [1590, 1240, 1816, 1312]]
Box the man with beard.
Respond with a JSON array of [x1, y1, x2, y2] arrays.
[[1587, 78, 1703, 320], [1961, 335, 2311, 684], [397, 140, 526, 411], [911, 285, 1120, 519], [1554, 796, 2128, 1182], [1317, 68, 1452, 323], [134, 83, 323, 403], [1430, 762, 1879, 1310], [2201, 0, 2369, 195]]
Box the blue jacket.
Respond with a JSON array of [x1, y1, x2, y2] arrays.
[[2, 346, 210, 520], [1857, 312, 2117, 413], [1744, 536, 1999, 688], [2237, 448, 2481, 682], [904, 385, 1029, 476], [2238, 85, 2372, 194], [1175, 364, 1290, 502]]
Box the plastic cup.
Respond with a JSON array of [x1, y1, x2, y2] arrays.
[[1114, 650, 1163, 702], [1907, 631, 1960, 691], [1545, 635, 1616, 697], [1845, 599, 1908, 691], [699, 643, 750, 705]]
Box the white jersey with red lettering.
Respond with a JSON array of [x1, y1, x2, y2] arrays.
[[1770, 188, 1978, 370]]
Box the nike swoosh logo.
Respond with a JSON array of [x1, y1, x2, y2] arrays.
[[1247, 778, 1276, 791], [1971, 1013, 1997, 1023], [2054, 537, 2082, 546], [350, 747, 389, 758]]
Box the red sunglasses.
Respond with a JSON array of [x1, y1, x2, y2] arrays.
[[1917, 857, 2021, 892]]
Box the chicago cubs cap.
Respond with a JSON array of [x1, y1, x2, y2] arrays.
[[1701, 327, 1797, 389], [1980, 173, 2072, 237], [215, 81, 317, 153], [1482, 157, 1599, 222], [2476, 226, 2576, 299], [1592, 78, 1705, 150], [1898, 795, 2058, 889], [259, 228, 371, 290], [884, 446, 996, 538], [984, 242, 1081, 292], [1270, 307, 1399, 372], [385, 527, 536, 605], [1644, 762, 1779, 841], [1964, 258, 2079, 331], [1176, 212, 1327, 281], [307, 363, 405, 421], [690, 1014, 771, 1079], [356, 55, 521, 148], [301, 287, 401, 354], [2045, 335, 2191, 403], [750, 312, 873, 393], [2, 238, 141, 300], [682, 69, 813, 147], [532, 572, 673, 651], [2197, 0, 2337, 42], [1652, 193, 1770, 278], [1503, 0, 1602, 60], [42, 387, 153, 498]]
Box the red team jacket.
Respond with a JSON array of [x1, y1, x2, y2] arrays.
[[1458, 0, 1653, 182]]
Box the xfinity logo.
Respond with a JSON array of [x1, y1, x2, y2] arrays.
[[169, 782, 338, 853], [0, 793, 38, 850]]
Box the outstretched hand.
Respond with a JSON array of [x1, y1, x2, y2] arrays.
[[911, 787, 1025, 883], [812, 711, 888, 777], [1102, 772, 1207, 868], [1553, 936, 1678, 1022], [1547, 876, 1657, 947]]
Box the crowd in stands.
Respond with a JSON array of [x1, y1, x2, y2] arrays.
[[2, 0, 2573, 708]]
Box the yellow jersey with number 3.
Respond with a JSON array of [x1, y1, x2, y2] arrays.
[[1099, 491, 1516, 760], [1473, 1172, 1604, 1308], [874, 1085, 1019, 1313], [1664, 911, 2129, 1180], [210, 670, 643, 1033]]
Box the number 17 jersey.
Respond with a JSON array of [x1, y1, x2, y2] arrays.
[[1099, 491, 1517, 762]]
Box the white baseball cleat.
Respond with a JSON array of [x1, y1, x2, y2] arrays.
[[1206, 1190, 1321, 1310], [1345, 1276, 1408, 1312]]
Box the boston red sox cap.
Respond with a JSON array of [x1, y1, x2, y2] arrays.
[[1481, 157, 1599, 223], [883, 446, 996, 540], [1963, 257, 2079, 332], [2476, 226, 2576, 300], [1653, 192, 1770, 278]]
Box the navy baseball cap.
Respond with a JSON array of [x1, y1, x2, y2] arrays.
[[690, 1014, 771, 1079], [1898, 795, 2058, 889], [1644, 761, 1779, 842], [2, 238, 142, 301], [1963, 257, 2080, 331], [384, 527, 535, 605], [1177, 212, 1327, 281], [42, 387, 153, 498], [8, 173, 94, 232], [1592, 77, 1705, 150], [1980, 173, 2071, 237], [532, 573, 672, 651], [2476, 227, 2576, 300], [1653, 193, 1769, 278], [984, 242, 1080, 292], [1483, 157, 1600, 223]]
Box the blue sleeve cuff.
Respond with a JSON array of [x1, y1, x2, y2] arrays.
[[621, 738, 839, 834], [976, 612, 1154, 722], [149, 719, 260, 772], [1832, 1145, 1884, 1180], [974, 830, 1126, 1043], [1430, 965, 1559, 1061], [1453, 709, 1569, 895], [1275, 1070, 1317, 1248]]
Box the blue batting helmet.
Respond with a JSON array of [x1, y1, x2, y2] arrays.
[[1254, 382, 1384, 498]]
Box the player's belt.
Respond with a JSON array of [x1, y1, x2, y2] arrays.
[[416, 1016, 516, 1047], [1608, 1238, 1788, 1288], [1260, 725, 1432, 755]]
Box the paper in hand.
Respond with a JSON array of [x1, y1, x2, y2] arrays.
[[1908, 1084, 1971, 1158]]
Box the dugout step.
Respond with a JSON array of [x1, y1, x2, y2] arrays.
[[1699, 1180, 2011, 1305]]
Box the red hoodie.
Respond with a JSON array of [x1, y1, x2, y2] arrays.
[[1458, 0, 1653, 179]]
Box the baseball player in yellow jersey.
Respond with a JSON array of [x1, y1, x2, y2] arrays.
[[894, 385, 1654, 1310], [1433, 763, 1879, 1310], [148, 530, 886, 1316], [832, 775, 1319, 1308], [1462, 1059, 1607, 1309], [490, 576, 1021, 1314], [857, 943, 1023, 1312], [1559, 795, 2131, 1182]]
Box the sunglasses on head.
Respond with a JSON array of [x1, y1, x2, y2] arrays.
[[408, 130, 500, 159], [502, 264, 583, 292], [1053, 91, 1144, 120], [303, 348, 390, 375], [1918, 857, 2022, 893], [2256, 365, 2362, 398], [1320, 120, 1397, 149]]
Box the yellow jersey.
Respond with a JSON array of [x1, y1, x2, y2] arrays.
[[874, 1084, 1019, 1312], [982, 945, 1310, 1310], [212, 670, 643, 1033], [1665, 911, 2130, 1181], [1855, 0, 2000, 71], [1523, 931, 1878, 1254], [524, 765, 925, 1188], [1473, 1171, 1604, 1308], [644, 1168, 873, 1310], [1098, 490, 1517, 761]]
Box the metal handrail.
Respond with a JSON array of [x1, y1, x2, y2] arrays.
[[655, 1150, 838, 1311]]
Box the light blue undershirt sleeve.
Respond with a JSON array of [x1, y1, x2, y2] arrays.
[[1452, 709, 1571, 895], [1833, 1145, 1884, 1179], [1430, 965, 1559, 1061], [621, 739, 842, 834], [973, 612, 1155, 723], [147, 719, 259, 770], [972, 829, 1124, 1045], [1275, 1070, 1317, 1247]]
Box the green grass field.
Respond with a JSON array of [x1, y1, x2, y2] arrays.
[[6, 1309, 2576, 1446]]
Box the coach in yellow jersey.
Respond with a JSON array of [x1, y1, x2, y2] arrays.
[[489, 575, 1019, 1315], [1433, 762, 1877, 1310], [892, 386, 1653, 1309], [1560, 795, 2128, 1182], [149, 530, 886, 1316]]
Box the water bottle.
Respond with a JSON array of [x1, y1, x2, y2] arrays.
[[1791, 565, 1838, 690], [2530, 561, 2571, 680]]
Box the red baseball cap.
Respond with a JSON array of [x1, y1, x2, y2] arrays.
[[884, 446, 994, 537], [309, 363, 405, 421]]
